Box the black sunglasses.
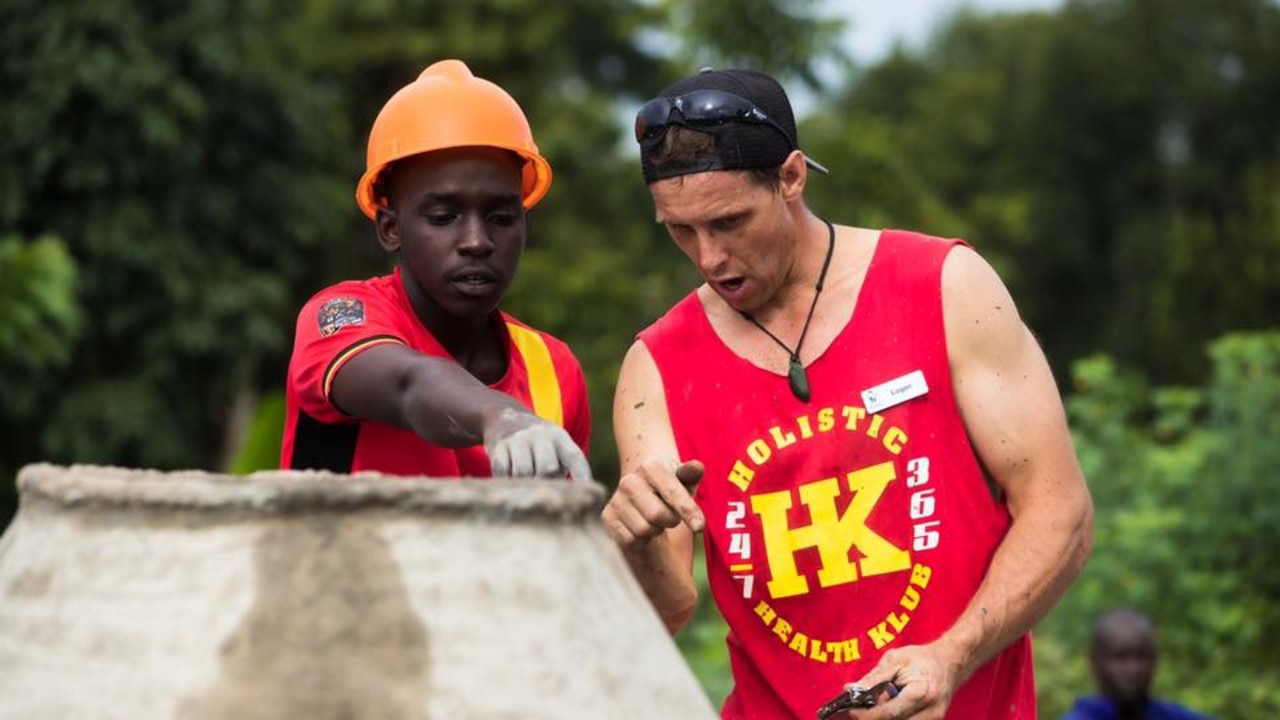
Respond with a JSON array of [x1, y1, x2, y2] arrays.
[[633, 90, 795, 146]]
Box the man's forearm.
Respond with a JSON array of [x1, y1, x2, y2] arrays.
[[623, 532, 698, 635], [934, 496, 1093, 681]]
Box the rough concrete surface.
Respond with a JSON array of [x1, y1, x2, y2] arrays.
[[0, 464, 717, 720]]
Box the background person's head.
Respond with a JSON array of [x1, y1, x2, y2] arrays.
[[1090, 608, 1158, 708]]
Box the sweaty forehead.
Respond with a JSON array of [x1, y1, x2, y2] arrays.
[[650, 170, 761, 223]]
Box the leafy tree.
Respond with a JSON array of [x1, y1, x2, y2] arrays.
[[815, 0, 1280, 385], [1035, 332, 1280, 718], [654, 0, 849, 86], [0, 236, 80, 397], [0, 0, 351, 481], [0, 235, 80, 525]]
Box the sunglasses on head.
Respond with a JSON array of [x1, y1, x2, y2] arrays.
[[633, 89, 795, 146]]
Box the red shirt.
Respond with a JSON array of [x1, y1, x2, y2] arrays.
[[281, 267, 590, 476], [639, 230, 1034, 719]]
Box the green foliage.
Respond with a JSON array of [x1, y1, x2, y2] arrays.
[[1036, 331, 1280, 718], [0, 234, 81, 526], [655, 0, 850, 86], [0, 0, 351, 476], [817, 0, 1280, 384], [227, 391, 286, 475], [0, 235, 80, 377]]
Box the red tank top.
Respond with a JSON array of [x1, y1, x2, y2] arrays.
[[639, 230, 1035, 719]]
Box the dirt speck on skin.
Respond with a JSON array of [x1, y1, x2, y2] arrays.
[[179, 516, 432, 720]]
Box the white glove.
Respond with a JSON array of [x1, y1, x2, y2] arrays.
[[483, 408, 593, 482]]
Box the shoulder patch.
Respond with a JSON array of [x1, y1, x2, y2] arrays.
[[317, 297, 365, 337]]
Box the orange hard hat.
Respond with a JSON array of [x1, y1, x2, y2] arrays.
[[355, 59, 553, 218]]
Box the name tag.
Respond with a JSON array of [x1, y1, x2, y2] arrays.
[[861, 370, 928, 414]]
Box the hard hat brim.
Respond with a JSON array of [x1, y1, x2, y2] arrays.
[[355, 147, 552, 219]]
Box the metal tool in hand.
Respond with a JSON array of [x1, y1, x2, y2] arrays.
[[816, 680, 900, 719]]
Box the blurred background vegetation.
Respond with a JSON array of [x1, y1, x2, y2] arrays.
[[1, 0, 1277, 716]]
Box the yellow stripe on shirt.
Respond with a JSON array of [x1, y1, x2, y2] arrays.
[[506, 321, 564, 427], [322, 335, 405, 402]]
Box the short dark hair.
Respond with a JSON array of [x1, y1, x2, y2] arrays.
[[648, 126, 782, 191]]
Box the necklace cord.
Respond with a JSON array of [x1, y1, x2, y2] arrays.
[[739, 218, 836, 364]]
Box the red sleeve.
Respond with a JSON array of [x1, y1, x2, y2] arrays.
[[286, 280, 407, 423]]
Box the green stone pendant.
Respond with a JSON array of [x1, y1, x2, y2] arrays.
[[788, 356, 811, 403]]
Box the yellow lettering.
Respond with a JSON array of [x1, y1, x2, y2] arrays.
[[795, 415, 814, 439], [802, 479, 860, 589], [809, 640, 830, 662], [887, 611, 910, 632], [752, 462, 910, 599], [910, 563, 933, 588], [884, 426, 908, 454], [751, 488, 809, 597], [817, 407, 835, 432], [867, 414, 884, 438], [841, 406, 866, 431], [842, 638, 861, 661], [788, 631, 809, 656], [751, 602, 867, 664], [843, 463, 912, 576], [747, 439, 771, 465], [827, 638, 860, 662], [772, 618, 793, 643], [770, 426, 797, 450], [728, 460, 755, 492], [754, 601, 777, 626], [868, 622, 895, 649], [900, 585, 921, 611]]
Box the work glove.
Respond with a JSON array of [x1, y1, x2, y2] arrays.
[[483, 408, 593, 483]]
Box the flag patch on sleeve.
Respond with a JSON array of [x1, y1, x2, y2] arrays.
[[317, 297, 365, 337]]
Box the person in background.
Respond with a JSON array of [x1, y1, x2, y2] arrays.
[[1061, 608, 1218, 720], [281, 59, 591, 482], [601, 66, 1093, 719]]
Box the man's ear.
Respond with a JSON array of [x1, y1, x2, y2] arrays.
[[779, 150, 807, 201], [374, 206, 400, 252]]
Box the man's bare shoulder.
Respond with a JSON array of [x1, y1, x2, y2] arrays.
[[940, 244, 1027, 364]]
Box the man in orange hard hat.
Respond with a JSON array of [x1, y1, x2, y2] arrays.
[[281, 59, 592, 482]]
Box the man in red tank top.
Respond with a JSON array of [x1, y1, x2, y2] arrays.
[[602, 67, 1093, 719], [281, 60, 591, 482]]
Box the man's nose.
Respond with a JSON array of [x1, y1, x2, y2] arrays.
[[695, 233, 728, 275], [458, 216, 494, 256]]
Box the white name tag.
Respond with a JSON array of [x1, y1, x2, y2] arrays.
[[861, 370, 928, 414]]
